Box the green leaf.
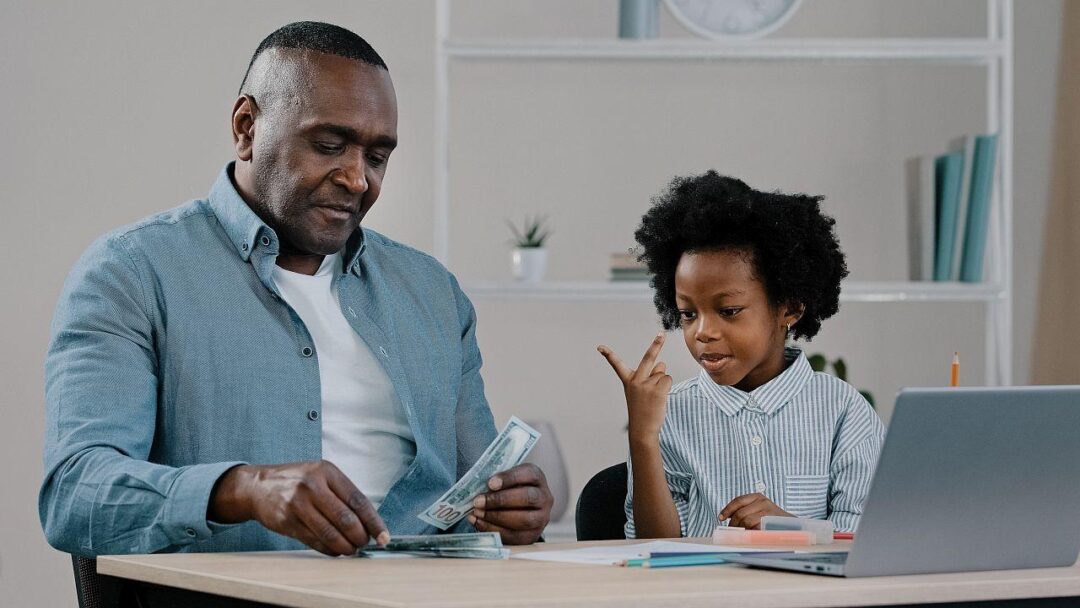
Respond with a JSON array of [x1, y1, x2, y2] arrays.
[[832, 358, 848, 381], [807, 353, 827, 372], [859, 390, 875, 409]]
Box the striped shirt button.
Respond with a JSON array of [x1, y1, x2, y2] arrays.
[[755, 481, 767, 493], [751, 436, 763, 446]]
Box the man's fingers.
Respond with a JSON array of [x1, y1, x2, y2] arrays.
[[324, 463, 390, 545], [472, 506, 547, 531], [290, 511, 352, 556], [652, 362, 667, 376], [597, 345, 633, 383], [476, 485, 546, 511], [487, 463, 543, 492], [634, 332, 666, 381], [309, 484, 371, 549], [469, 515, 534, 545]]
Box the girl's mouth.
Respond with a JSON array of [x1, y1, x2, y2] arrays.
[[699, 353, 731, 373]]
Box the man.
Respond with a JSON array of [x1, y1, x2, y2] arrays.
[[40, 22, 552, 557]]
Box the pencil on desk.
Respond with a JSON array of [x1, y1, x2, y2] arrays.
[[951, 352, 960, 387], [624, 554, 731, 569]]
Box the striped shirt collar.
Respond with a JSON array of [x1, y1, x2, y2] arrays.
[[696, 347, 813, 417]]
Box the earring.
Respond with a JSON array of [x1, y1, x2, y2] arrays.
[[785, 323, 792, 334]]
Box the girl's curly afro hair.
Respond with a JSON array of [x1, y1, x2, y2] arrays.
[[635, 171, 848, 341]]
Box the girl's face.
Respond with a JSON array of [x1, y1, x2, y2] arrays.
[[674, 249, 802, 392]]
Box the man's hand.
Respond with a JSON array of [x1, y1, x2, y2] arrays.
[[597, 332, 673, 441], [467, 463, 553, 545], [209, 460, 389, 556], [718, 493, 792, 529]]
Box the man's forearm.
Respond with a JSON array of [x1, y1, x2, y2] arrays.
[[629, 435, 681, 538]]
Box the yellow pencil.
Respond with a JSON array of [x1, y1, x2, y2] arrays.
[[950, 352, 960, 387]]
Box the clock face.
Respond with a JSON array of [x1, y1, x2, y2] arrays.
[[664, 0, 803, 39]]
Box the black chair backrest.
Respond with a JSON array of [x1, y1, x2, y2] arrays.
[[72, 555, 132, 608], [575, 462, 628, 541]]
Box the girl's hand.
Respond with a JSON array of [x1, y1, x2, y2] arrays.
[[597, 333, 673, 441], [718, 493, 792, 529]]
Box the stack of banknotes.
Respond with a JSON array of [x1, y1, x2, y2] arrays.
[[358, 532, 509, 560], [358, 418, 541, 561]]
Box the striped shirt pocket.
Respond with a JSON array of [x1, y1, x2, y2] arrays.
[[783, 474, 829, 519]]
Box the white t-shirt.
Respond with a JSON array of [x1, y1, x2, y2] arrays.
[[272, 252, 416, 508]]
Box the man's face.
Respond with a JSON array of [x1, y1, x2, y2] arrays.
[[239, 50, 398, 256]]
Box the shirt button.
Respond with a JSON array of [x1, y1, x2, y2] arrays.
[[261, 235, 271, 246], [379, 346, 389, 358], [185, 528, 197, 538], [241, 243, 248, 251], [301, 346, 313, 357], [307, 410, 319, 421], [755, 481, 767, 493], [751, 436, 763, 447]]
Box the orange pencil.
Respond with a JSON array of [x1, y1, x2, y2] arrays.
[[950, 352, 960, 387]]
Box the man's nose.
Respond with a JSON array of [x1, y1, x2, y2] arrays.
[[331, 159, 369, 195]]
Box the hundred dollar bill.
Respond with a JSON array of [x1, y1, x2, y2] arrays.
[[419, 416, 540, 530], [384, 532, 502, 551]]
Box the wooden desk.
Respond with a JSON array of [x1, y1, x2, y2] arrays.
[[97, 539, 1080, 608]]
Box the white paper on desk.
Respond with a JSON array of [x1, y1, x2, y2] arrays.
[[510, 541, 786, 566]]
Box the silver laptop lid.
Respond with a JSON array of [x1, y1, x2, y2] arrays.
[[846, 386, 1080, 577]]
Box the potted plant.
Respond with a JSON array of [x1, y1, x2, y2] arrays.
[[506, 215, 551, 282], [807, 353, 875, 408]]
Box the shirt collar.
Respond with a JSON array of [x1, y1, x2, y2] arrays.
[[697, 347, 814, 417], [208, 162, 366, 273]]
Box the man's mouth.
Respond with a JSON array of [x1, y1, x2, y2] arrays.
[[315, 205, 358, 222], [699, 353, 732, 373]]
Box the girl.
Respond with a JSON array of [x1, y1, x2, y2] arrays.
[[598, 171, 885, 538]]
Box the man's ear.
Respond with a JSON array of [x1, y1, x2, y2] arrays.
[[231, 95, 258, 162]]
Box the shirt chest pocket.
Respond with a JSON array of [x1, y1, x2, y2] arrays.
[[783, 475, 829, 519]]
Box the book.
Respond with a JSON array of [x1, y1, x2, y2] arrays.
[[906, 156, 936, 281], [959, 133, 999, 282], [933, 151, 965, 282], [949, 136, 977, 280]]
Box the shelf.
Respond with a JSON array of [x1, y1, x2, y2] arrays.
[[445, 38, 1005, 64], [462, 280, 1005, 303]]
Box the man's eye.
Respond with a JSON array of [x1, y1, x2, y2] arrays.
[[315, 142, 344, 154], [366, 153, 388, 168]]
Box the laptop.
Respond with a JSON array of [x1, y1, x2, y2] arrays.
[[725, 386, 1080, 577]]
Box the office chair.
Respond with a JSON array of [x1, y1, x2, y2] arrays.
[[72, 555, 133, 608], [575, 462, 628, 540]]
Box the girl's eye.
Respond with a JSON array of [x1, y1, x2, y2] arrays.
[[719, 307, 743, 318], [678, 310, 697, 323]]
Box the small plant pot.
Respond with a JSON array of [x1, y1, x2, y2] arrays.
[[512, 247, 547, 282]]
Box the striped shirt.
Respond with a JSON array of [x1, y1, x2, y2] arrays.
[[625, 348, 885, 537]]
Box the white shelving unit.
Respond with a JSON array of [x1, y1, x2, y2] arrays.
[[433, 0, 1013, 386]]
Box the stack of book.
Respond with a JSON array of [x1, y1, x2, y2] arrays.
[[907, 133, 999, 283], [610, 252, 650, 281]]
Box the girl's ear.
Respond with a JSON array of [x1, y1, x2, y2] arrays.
[[781, 302, 805, 330]]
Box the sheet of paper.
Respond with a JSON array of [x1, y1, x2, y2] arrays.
[[510, 540, 786, 566]]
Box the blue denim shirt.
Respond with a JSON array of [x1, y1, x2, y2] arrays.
[[40, 164, 497, 556]]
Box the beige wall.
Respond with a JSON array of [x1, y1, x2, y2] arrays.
[[0, 1, 1062, 605]]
